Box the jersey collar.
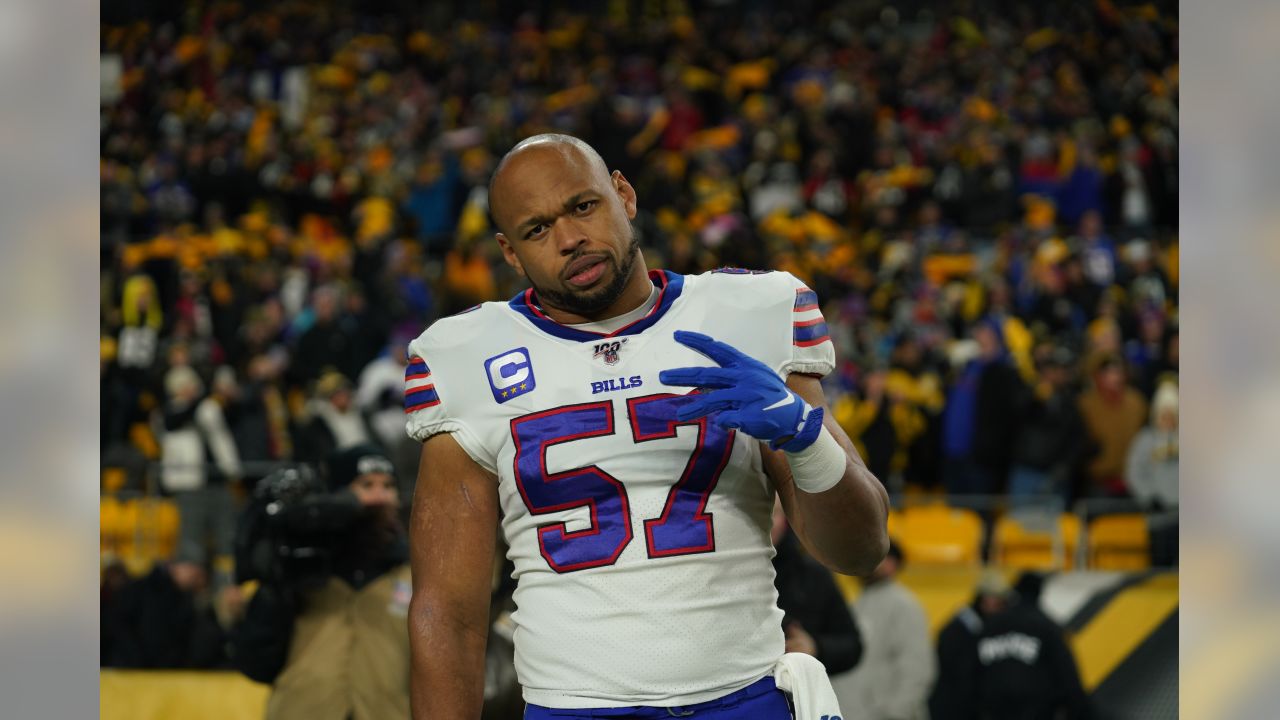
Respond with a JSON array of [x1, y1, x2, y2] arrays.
[[508, 270, 685, 342]]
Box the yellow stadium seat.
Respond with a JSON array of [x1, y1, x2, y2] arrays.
[[131, 498, 182, 564], [100, 496, 183, 575], [140, 498, 181, 558], [897, 505, 984, 566], [993, 513, 1080, 570], [1088, 514, 1150, 570], [101, 496, 125, 554], [118, 499, 143, 558]]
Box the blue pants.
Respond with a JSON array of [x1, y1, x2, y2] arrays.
[[1008, 465, 1068, 511], [524, 677, 792, 719]]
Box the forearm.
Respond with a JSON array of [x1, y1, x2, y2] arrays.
[[770, 376, 890, 576], [408, 594, 490, 719], [409, 433, 502, 720], [783, 447, 890, 576]]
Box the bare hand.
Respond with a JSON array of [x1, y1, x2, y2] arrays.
[[784, 621, 818, 657]]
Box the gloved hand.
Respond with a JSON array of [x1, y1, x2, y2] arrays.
[[659, 330, 824, 452]]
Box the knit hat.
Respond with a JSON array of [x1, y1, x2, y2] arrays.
[[314, 369, 352, 399], [164, 365, 204, 399], [976, 568, 1014, 599], [326, 444, 394, 492], [1153, 381, 1178, 417]]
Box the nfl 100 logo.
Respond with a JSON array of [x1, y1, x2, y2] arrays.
[[592, 338, 627, 365], [485, 347, 536, 403]]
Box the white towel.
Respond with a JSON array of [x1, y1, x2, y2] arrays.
[[773, 652, 844, 720]]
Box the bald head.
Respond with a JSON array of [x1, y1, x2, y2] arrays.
[[485, 133, 646, 323], [488, 134, 612, 231]]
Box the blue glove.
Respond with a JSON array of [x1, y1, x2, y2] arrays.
[[659, 330, 825, 452]]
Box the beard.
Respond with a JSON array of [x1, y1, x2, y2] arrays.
[[533, 230, 642, 317]]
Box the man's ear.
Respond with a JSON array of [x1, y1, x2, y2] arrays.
[[495, 233, 525, 276], [612, 170, 638, 220]]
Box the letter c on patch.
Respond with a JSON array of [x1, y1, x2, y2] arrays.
[[490, 351, 529, 389], [484, 347, 537, 404]]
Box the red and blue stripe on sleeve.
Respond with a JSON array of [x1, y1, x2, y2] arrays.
[[404, 355, 441, 412], [792, 288, 830, 347]]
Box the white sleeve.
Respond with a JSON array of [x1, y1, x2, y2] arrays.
[[879, 597, 936, 718], [354, 360, 383, 411], [1125, 430, 1154, 504], [195, 399, 242, 478], [780, 274, 836, 378], [402, 336, 498, 475]]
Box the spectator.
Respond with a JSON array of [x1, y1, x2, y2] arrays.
[[355, 338, 410, 451], [832, 368, 898, 486], [887, 334, 946, 490], [233, 353, 294, 472], [160, 363, 240, 571], [101, 550, 228, 669], [1124, 240, 1172, 312], [355, 331, 420, 493], [115, 274, 162, 377], [291, 285, 358, 388], [101, 336, 134, 453], [942, 319, 1024, 495], [403, 149, 462, 256], [973, 570, 1093, 719], [770, 499, 863, 676], [1073, 210, 1119, 289], [928, 592, 985, 720], [230, 445, 411, 719], [296, 369, 374, 467], [1126, 381, 1179, 511], [1127, 380, 1179, 565], [929, 571, 1061, 720], [1125, 310, 1170, 397], [1009, 346, 1088, 507], [832, 543, 935, 720], [1078, 355, 1149, 498]]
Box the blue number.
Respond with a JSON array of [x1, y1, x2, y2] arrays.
[[629, 394, 735, 558], [510, 394, 736, 572], [511, 402, 632, 573]]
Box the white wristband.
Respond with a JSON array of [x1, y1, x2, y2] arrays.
[[783, 425, 846, 494]]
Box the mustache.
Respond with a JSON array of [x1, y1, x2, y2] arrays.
[[559, 250, 614, 281]]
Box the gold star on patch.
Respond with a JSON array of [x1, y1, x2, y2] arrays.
[[520, 383, 528, 390], [501, 389, 509, 397]]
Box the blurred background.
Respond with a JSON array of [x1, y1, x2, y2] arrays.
[[98, 0, 1178, 718]]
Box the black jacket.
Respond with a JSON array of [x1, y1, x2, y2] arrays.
[[772, 532, 863, 674], [929, 602, 984, 720], [976, 602, 1093, 720], [101, 566, 228, 669], [973, 362, 1025, 480], [1012, 387, 1088, 475]]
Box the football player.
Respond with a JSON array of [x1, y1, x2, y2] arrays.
[[406, 134, 888, 719]]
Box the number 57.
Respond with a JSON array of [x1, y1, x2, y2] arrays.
[[510, 394, 736, 573]]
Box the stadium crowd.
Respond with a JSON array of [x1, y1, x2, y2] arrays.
[[100, 0, 1177, 706]]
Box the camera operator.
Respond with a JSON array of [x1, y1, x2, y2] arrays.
[[230, 444, 411, 720]]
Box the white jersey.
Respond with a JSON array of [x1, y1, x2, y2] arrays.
[[405, 269, 835, 708]]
